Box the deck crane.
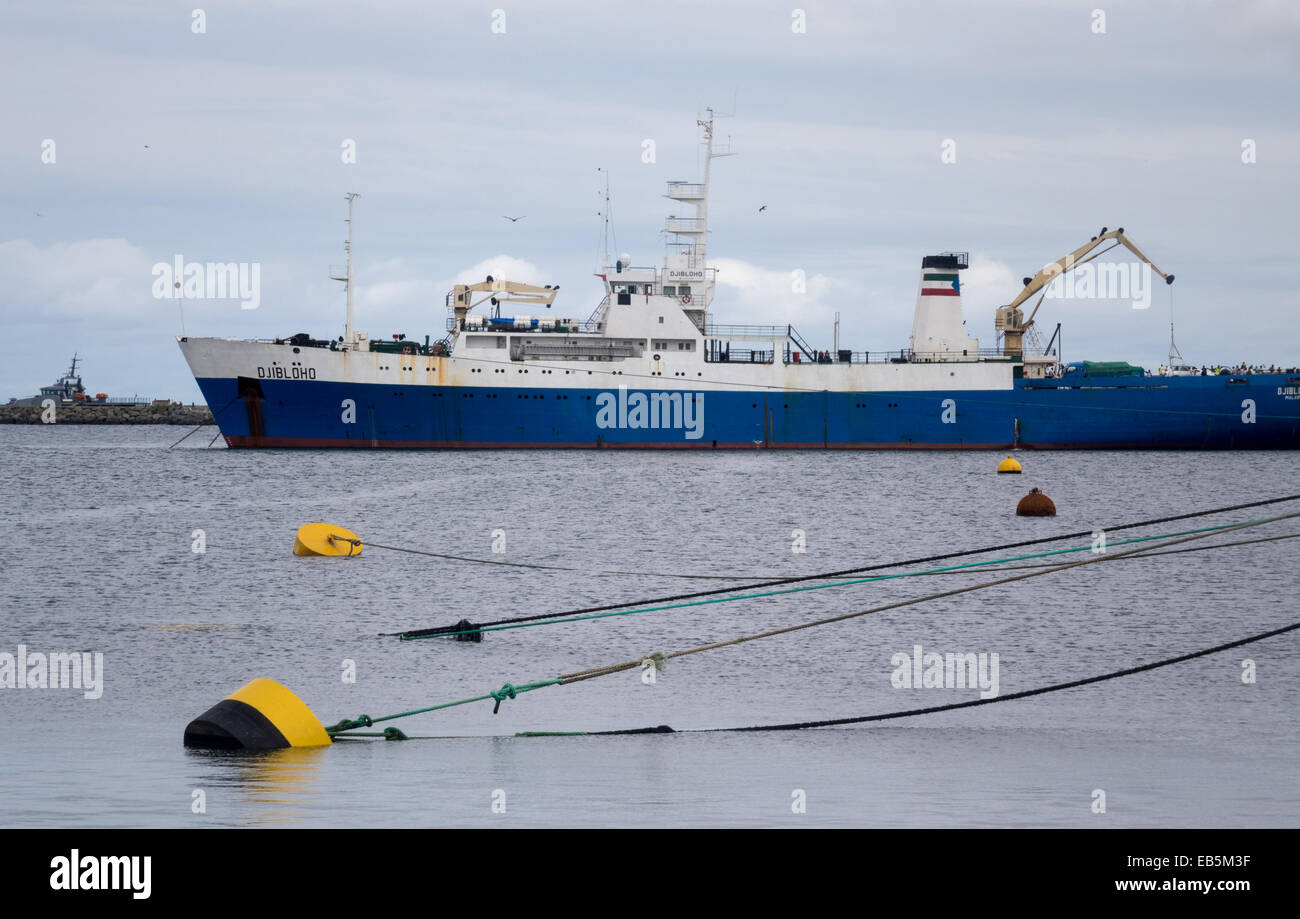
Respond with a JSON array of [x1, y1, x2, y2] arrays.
[[995, 228, 1174, 371], [447, 276, 559, 330]]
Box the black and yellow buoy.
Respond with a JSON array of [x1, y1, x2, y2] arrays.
[[293, 522, 363, 557], [1016, 487, 1057, 517], [184, 678, 332, 750], [997, 455, 1022, 474]]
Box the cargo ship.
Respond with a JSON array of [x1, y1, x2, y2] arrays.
[[178, 113, 1300, 449]]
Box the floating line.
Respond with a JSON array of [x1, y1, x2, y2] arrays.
[[398, 519, 1286, 640], [331, 511, 1297, 735], [554, 513, 1299, 686], [364, 540, 767, 580], [388, 493, 1300, 640], [580, 619, 1300, 735], [902, 530, 1300, 575]]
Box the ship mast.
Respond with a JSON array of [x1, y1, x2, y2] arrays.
[[694, 108, 733, 270], [597, 167, 612, 268], [662, 108, 733, 314], [330, 193, 360, 346]]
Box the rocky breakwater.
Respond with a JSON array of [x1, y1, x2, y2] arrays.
[[0, 402, 215, 425]]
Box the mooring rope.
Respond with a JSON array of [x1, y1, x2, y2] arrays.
[[903, 530, 1300, 576], [328, 510, 1297, 736], [325, 679, 563, 735], [391, 519, 1289, 641], [390, 496, 1300, 639], [573, 619, 1300, 735], [553, 512, 1299, 685], [363, 540, 768, 580], [331, 619, 1300, 740], [166, 394, 239, 450], [388, 492, 1300, 640]]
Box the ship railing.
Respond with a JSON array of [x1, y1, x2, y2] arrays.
[[665, 182, 705, 198], [703, 322, 791, 338], [445, 317, 583, 333], [663, 217, 706, 233], [1158, 363, 1300, 376], [783, 348, 1018, 365], [905, 349, 1016, 363], [102, 397, 154, 405], [704, 348, 774, 364]]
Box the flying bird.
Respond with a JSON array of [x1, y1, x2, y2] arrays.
[[758, 205, 767, 213], [503, 215, 525, 222]]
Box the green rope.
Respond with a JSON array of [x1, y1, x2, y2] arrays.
[[325, 680, 562, 736], [335, 514, 1292, 735], [405, 517, 1272, 640]]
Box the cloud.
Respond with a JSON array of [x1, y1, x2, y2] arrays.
[[450, 256, 547, 287], [0, 238, 159, 322], [958, 255, 1021, 314], [347, 254, 549, 332], [711, 257, 844, 327]]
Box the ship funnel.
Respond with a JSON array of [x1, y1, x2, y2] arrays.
[[910, 252, 980, 359]]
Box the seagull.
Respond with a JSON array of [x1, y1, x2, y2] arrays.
[[758, 205, 767, 213], [144, 144, 150, 149], [503, 215, 525, 222]]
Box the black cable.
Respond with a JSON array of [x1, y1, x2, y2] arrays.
[[391, 492, 1300, 639], [167, 394, 240, 449], [365, 541, 766, 580], [588, 620, 1299, 735]]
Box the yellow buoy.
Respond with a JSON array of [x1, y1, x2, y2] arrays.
[[293, 522, 363, 557], [183, 678, 332, 750], [997, 455, 1022, 474]]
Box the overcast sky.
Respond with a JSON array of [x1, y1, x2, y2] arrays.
[[3, 0, 1298, 400]]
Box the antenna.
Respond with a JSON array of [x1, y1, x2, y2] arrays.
[[696, 107, 736, 269], [597, 168, 611, 266], [1167, 284, 1184, 367]]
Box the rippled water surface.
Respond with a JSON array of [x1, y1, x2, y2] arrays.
[[1, 426, 1296, 827]]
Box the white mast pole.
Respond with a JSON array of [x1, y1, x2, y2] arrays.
[[698, 109, 713, 269], [344, 192, 358, 346]]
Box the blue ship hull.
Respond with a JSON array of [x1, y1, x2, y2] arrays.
[[197, 374, 1300, 449]]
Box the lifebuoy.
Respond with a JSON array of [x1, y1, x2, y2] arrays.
[[681, 294, 692, 304], [401, 344, 414, 355]]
